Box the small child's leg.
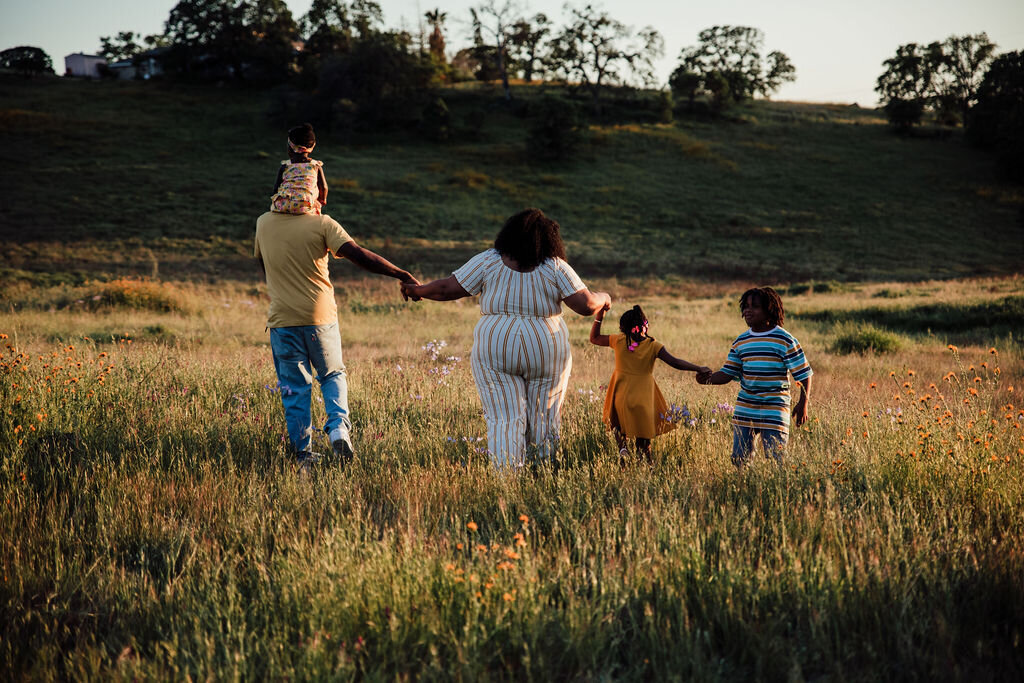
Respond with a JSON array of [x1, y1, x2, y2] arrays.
[[731, 425, 756, 467], [613, 429, 628, 454]]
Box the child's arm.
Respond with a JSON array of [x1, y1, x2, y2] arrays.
[[657, 348, 711, 374], [792, 376, 812, 426], [697, 369, 733, 385], [589, 303, 611, 347], [272, 165, 285, 194], [317, 165, 328, 206]]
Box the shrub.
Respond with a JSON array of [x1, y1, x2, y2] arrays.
[[783, 280, 849, 296], [830, 323, 903, 355], [59, 278, 192, 313], [525, 96, 586, 161], [656, 91, 674, 124], [420, 97, 451, 142], [883, 97, 924, 132]]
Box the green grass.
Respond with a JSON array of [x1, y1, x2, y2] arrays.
[[1, 281, 1022, 678], [795, 294, 1024, 342], [1, 76, 1021, 286]]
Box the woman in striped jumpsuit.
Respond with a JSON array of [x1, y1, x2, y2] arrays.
[[402, 209, 611, 468]]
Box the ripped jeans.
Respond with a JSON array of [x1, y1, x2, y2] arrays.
[[270, 323, 350, 454]]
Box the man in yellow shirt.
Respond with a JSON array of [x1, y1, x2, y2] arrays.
[[254, 210, 419, 468]]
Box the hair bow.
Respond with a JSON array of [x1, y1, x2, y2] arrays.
[[288, 139, 315, 154]]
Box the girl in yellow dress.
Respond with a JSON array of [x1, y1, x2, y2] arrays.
[[590, 305, 711, 458]]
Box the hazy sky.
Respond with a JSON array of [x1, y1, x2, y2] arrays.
[[2, 0, 1022, 106]]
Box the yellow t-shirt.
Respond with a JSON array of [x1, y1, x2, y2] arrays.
[[253, 211, 353, 328]]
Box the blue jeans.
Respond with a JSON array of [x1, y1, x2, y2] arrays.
[[270, 323, 350, 453], [732, 425, 786, 466]]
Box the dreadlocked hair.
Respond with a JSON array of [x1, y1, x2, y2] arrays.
[[739, 287, 785, 327], [619, 305, 648, 351], [288, 122, 316, 148], [493, 208, 567, 271]]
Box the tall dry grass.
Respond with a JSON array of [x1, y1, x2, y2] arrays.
[[1, 278, 1021, 679]]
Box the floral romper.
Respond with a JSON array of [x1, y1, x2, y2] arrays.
[[270, 159, 323, 215]]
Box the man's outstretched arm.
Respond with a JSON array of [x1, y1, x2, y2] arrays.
[[337, 240, 419, 286]]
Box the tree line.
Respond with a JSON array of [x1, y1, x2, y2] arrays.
[[2, 1, 795, 120], [3, 1, 1018, 174], [875, 33, 1023, 181]]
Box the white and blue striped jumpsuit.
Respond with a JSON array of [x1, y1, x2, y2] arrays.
[[453, 249, 587, 468]]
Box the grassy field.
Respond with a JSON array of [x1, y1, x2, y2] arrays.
[[1, 75, 1022, 291], [1, 75, 1023, 678], [1, 276, 1022, 678]]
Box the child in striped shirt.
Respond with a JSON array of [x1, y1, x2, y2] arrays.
[[696, 287, 812, 466]]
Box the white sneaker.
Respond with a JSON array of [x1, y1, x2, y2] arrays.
[[329, 425, 354, 461]]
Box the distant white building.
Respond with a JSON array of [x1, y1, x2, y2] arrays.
[[64, 53, 106, 78], [110, 48, 167, 80]]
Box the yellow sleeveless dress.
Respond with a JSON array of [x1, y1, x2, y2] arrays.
[[602, 334, 675, 439]]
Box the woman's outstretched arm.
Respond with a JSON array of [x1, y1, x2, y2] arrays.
[[563, 289, 611, 316], [402, 275, 470, 301]]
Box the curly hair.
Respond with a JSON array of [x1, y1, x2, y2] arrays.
[[287, 122, 316, 148], [493, 208, 567, 271], [619, 305, 648, 349], [739, 287, 785, 327]]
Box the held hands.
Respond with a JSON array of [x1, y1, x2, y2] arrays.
[[399, 276, 422, 302], [695, 369, 713, 385]]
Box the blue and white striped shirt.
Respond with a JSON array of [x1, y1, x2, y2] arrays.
[[719, 326, 812, 435]]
